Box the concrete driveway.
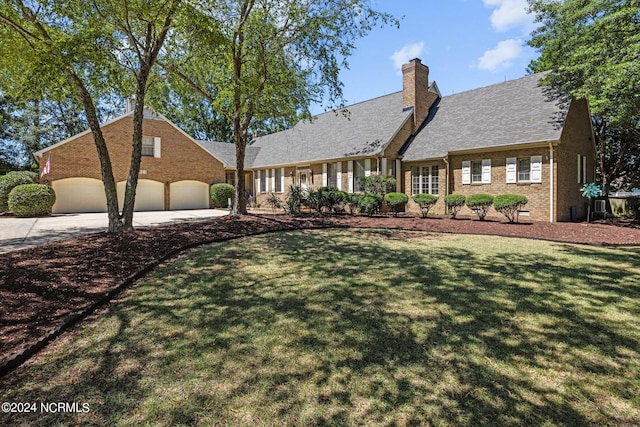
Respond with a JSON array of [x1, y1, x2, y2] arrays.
[[0, 209, 229, 253]]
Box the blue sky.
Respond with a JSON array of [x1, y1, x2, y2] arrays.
[[313, 0, 539, 113]]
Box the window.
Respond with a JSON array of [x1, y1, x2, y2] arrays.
[[142, 136, 155, 157], [472, 162, 482, 183], [412, 166, 439, 195], [354, 159, 366, 192], [259, 170, 267, 193], [518, 158, 531, 182], [225, 171, 235, 187], [275, 168, 283, 193], [577, 154, 587, 184], [463, 159, 491, 184], [328, 163, 338, 188], [506, 156, 542, 183]]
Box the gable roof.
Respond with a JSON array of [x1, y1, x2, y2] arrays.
[[249, 91, 413, 168], [195, 140, 260, 169], [401, 72, 568, 161]]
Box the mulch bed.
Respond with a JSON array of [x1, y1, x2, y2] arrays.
[[2, 213, 640, 375]]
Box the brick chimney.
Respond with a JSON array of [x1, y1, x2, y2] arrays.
[[402, 58, 438, 130]]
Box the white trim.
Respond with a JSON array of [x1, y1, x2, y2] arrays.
[[280, 168, 285, 193], [322, 163, 328, 186], [271, 169, 276, 192], [347, 161, 354, 193], [396, 159, 402, 192], [153, 137, 161, 158], [549, 143, 555, 222], [336, 162, 343, 191], [381, 158, 388, 176], [506, 157, 517, 183], [364, 159, 371, 176], [481, 159, 491, 184]]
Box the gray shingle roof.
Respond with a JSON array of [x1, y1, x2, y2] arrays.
[[249, 91, 413, 168], [401, 72, 568, 161], [195, 140, 261, 169]]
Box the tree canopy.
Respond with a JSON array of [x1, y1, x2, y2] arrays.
[[527, 0, 640, 192]]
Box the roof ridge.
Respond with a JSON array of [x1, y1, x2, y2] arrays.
[[442, 72, 549, 99]]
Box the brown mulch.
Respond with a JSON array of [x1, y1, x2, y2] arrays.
[[1, 213, 640, 373]]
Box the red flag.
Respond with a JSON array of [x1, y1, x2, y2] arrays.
[[40, 154, 51, 177]]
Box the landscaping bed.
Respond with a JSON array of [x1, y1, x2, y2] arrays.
[[2, 213, 640, 370]]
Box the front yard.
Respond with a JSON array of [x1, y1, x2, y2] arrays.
[[1, 229, 639, 425]]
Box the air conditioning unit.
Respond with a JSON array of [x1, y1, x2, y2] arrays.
[[594, 200, 606, 213]]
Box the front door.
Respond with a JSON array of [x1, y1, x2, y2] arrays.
[[297, 167, 310, 190]]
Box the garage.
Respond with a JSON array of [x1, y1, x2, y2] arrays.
[[170, 180, 210, 210], [117, 179, 165, 211], [51, 178, 107, 213]]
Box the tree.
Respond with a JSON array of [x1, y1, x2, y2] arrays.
[[527, 0, 640, 193], [162, 0, 397, 215], [0, 0, 180, 231]]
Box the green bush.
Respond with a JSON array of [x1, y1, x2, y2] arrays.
[[444, 194, 466, 218], [413, 194, 438, 218], [265, 193, 285, 213], [285, 185, 305, 215], [494, 194, 528, 223], [345, 193, 361, 215], [0, 171, 38, 212], [359, 175, 396, 195], [384, 192, 408, 217], [317, 186, 346, 213], [303, 188, 321, 213], [210, 183, 235, 208], [466, 194, 494, 221], [359, 193, 383, 216], [8, 184, 56, 217]]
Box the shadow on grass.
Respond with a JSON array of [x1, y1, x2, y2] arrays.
[[2, 229, 639, 425]]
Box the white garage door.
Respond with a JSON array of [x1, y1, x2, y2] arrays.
[[170, 180, 209, 210], [51, 178, 107, 213], [117, 180, 165, 211]]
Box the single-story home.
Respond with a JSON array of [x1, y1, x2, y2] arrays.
[[35, 58, 595, 222]]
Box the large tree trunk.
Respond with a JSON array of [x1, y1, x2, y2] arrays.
[[232, 125, 248, 216]]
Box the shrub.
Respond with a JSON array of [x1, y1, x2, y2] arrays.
[[0, 171, 38, 212], [265, 193, 285, 213], [444, 194, 466, 218], [359, 175, 396, 195], [317, 186, 346, 213], [8, 184, 56, 217], [210, 183, 235, 208], [285, 185, 305, 215], [466, 194, 494, 221], [303, 188, 321, 214], [494, 194, 528, 223], [413, 194, 438, 218], [384, 192, 408, 217], [359, 193, 383, 216], [345, 193, 361, 215]]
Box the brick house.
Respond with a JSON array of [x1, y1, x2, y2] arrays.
[[36, 58, 595, 222]]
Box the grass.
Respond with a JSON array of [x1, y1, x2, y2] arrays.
[[2, 229, 640, 426]]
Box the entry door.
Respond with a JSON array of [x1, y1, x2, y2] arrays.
[[297, 167, 310, 190]]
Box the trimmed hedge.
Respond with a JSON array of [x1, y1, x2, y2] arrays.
[[413, 194, 438, 218], [444, 194, 466, 218], [8, 184, 56, 217], [466, 193, 494, 221], [494, 194, 528, 223], [317, 186, 347, 213], [359, 193, 383, 216], [0, 171, 38, 212], [210, 183, 235, 208], [384, 192, 408, 217]]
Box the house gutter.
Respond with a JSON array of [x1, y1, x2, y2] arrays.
[[443, 156, 450, 197], [549, 142, 554, 223]]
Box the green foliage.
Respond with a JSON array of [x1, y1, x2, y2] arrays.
[[465, 194, 494, 221], [265, 193, 285, 213], [0, 171, 38, 211], [413, 193, 438, 218], [345, 193, 361, 215], [317, 186, 347, 213], [494, 194, 528, 223], [210, 183, 235, 208], [285, 185, 305, 216], [359, 194, 383, 216], [444, 194, 466, 218], [628, 197, 640, 220], [303, 188, 321, 214], [359, 175, 396, 195], [8, 183, 56, 217], [384, 192, 408, 217]]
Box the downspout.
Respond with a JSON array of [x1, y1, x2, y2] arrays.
[[549, 143, 554, 223], [443, 156, 450, 215]]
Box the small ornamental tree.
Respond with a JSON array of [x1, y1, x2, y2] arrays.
[[466, 194, 494, 221], [444, 194, 466, 218], [581, 182, 602, 223], [494, 194, 528, 223], [413, 194, 438, 218], [210, 183, 235, 208], [384, 192, 408, 217], [8, 184, 56, 217]]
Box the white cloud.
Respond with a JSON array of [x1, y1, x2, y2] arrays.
[[477, 38, 523, 71], [390, 41, 425, 74], [483, 0, 535, 33]]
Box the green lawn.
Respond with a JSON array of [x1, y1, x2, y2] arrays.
[[2, 229, 640, 426]]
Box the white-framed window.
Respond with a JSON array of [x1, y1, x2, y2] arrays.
[[275, 168, 283, 193], [506, 156, 542, 183], [412, 165, 439, 195], [259, 169, 267, 193], [142, 136, 155, 157], [463, 159, 491, 184], [354, 159, 366, 192], [328, 163, 338, 187], [577, 154, 587, 184], [225, 171, 235, 187]]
